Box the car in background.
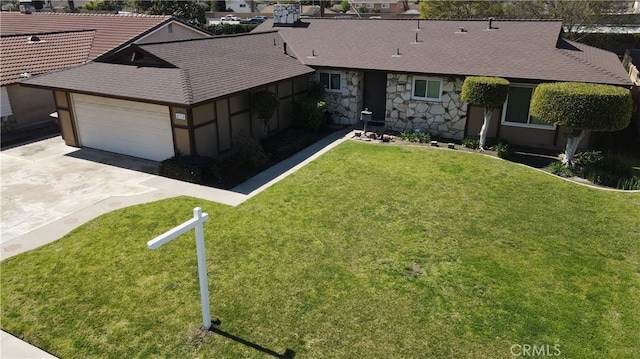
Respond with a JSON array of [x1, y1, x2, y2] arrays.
[[220, 14, 241, 21], [241, 16, 268, 24]]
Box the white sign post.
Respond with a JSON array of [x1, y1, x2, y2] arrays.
[[147, 207, 212, 330]]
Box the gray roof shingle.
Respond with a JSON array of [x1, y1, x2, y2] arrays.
[[256, 19, 630, 86]]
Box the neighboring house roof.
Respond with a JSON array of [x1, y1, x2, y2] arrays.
[[256, 19, 630, 86], [0, 30, 95, 86], [22, 31, 315, 105], [260, 5, 335, 15], [0, 12, 174, 59]]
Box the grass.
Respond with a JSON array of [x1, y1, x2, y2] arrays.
[[1, 141, 639, 358]]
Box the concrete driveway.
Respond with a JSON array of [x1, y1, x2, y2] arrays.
[[1, 136, 246, 260]]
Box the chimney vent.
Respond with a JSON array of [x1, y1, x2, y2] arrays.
[[488, 17, 494, 30]]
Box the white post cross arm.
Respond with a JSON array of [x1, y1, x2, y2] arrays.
[[147, 207, 213, 330]]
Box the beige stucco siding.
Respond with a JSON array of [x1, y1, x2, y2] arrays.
[[5, 85, 55, 130]]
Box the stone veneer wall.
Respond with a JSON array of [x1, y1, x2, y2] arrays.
[[385, 74, 467, 140], [312, 70, 363, 125]]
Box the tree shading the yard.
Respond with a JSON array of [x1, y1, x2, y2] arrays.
[[530, 82, 632, 165]]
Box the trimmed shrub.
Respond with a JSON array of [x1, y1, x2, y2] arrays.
[[233, 132, 269, 168], [530, 82, 632, 131], [461, 76, 510, 109], [292, 99, 327, 131]]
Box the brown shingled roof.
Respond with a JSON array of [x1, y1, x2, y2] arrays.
[[1, 30, 95, 86], [23, 31, 315, 105], [21, 62, 192, 105], [0, 12, 172, 59], [256, 19, 630, 86], [134, 31, 315, 104]]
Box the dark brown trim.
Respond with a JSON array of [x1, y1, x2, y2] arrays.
[[66, 92, 79, 145], [169, 106, 179, 156], [193, 119, 216, 129], [553, 125, 560, 146], [214, 101, 221, 155], [187, 108, 196, 156], [229, 108, 250, 118], [463, 107, 470, 138], [227, 97, 233, 146], [275, 83, 280, 132], [495, 107, 502, 140]]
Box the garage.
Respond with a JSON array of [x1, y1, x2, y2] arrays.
[[72, 94, 174, 161]]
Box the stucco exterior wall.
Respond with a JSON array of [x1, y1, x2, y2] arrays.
[[6, 84, 56, 130], [385, 74, 467, 140]]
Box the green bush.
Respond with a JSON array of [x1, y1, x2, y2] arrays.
[[292, 99, 327, 131], [461, 76, 510, 109], [492, 142, 510, 159], [159, 155, 215, 183], [568, 151, 638, 189], [530, 82, 632, 131], [617, 176, 640, 190], [462, 138, 479, 149], [548, 161, 575, 178], [233, 132, 270, 168], [400, 130, 431, 143]]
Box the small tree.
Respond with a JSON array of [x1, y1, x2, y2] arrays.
[[251, 90, 280, 137], [530, 82, 632, 165], [461, 76, 510, 150]]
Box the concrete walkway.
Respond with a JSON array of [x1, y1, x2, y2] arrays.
[[0, 128, 353, 358]]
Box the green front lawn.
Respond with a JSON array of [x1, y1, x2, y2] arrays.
[[2, 141, 639, 358]]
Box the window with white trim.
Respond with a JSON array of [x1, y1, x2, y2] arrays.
[[367, 3, 375, 8], [412, 77, 442, 101], [319, 71, 341, 92], [381, 3, 390, 8], [501, 85, 555, 129]]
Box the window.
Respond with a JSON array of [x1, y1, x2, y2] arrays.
[[501, 85, 554, 129], [319, 71, 341, 92], [367, 3, 375, 8], [412, 77, 442, 101], [381, 3, 390, 8]]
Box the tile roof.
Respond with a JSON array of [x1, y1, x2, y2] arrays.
[[0, 12, 172, 59], [1, 30, 95, 86], [23, 31, 315, 105], [255, 19, 630, 86]]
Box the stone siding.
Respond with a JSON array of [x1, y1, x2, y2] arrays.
[[273, 4, 300, 25], [385, 74, 467, 140], [313, 70, 363, 125]]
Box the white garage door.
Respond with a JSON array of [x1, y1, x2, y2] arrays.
[[73, 94, 174, 161]]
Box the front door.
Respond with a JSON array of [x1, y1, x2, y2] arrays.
[[363, 72, 387, 124]]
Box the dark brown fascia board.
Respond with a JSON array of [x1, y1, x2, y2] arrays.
[[17, 82, 191, 108], [97, 45, 178, 68]]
